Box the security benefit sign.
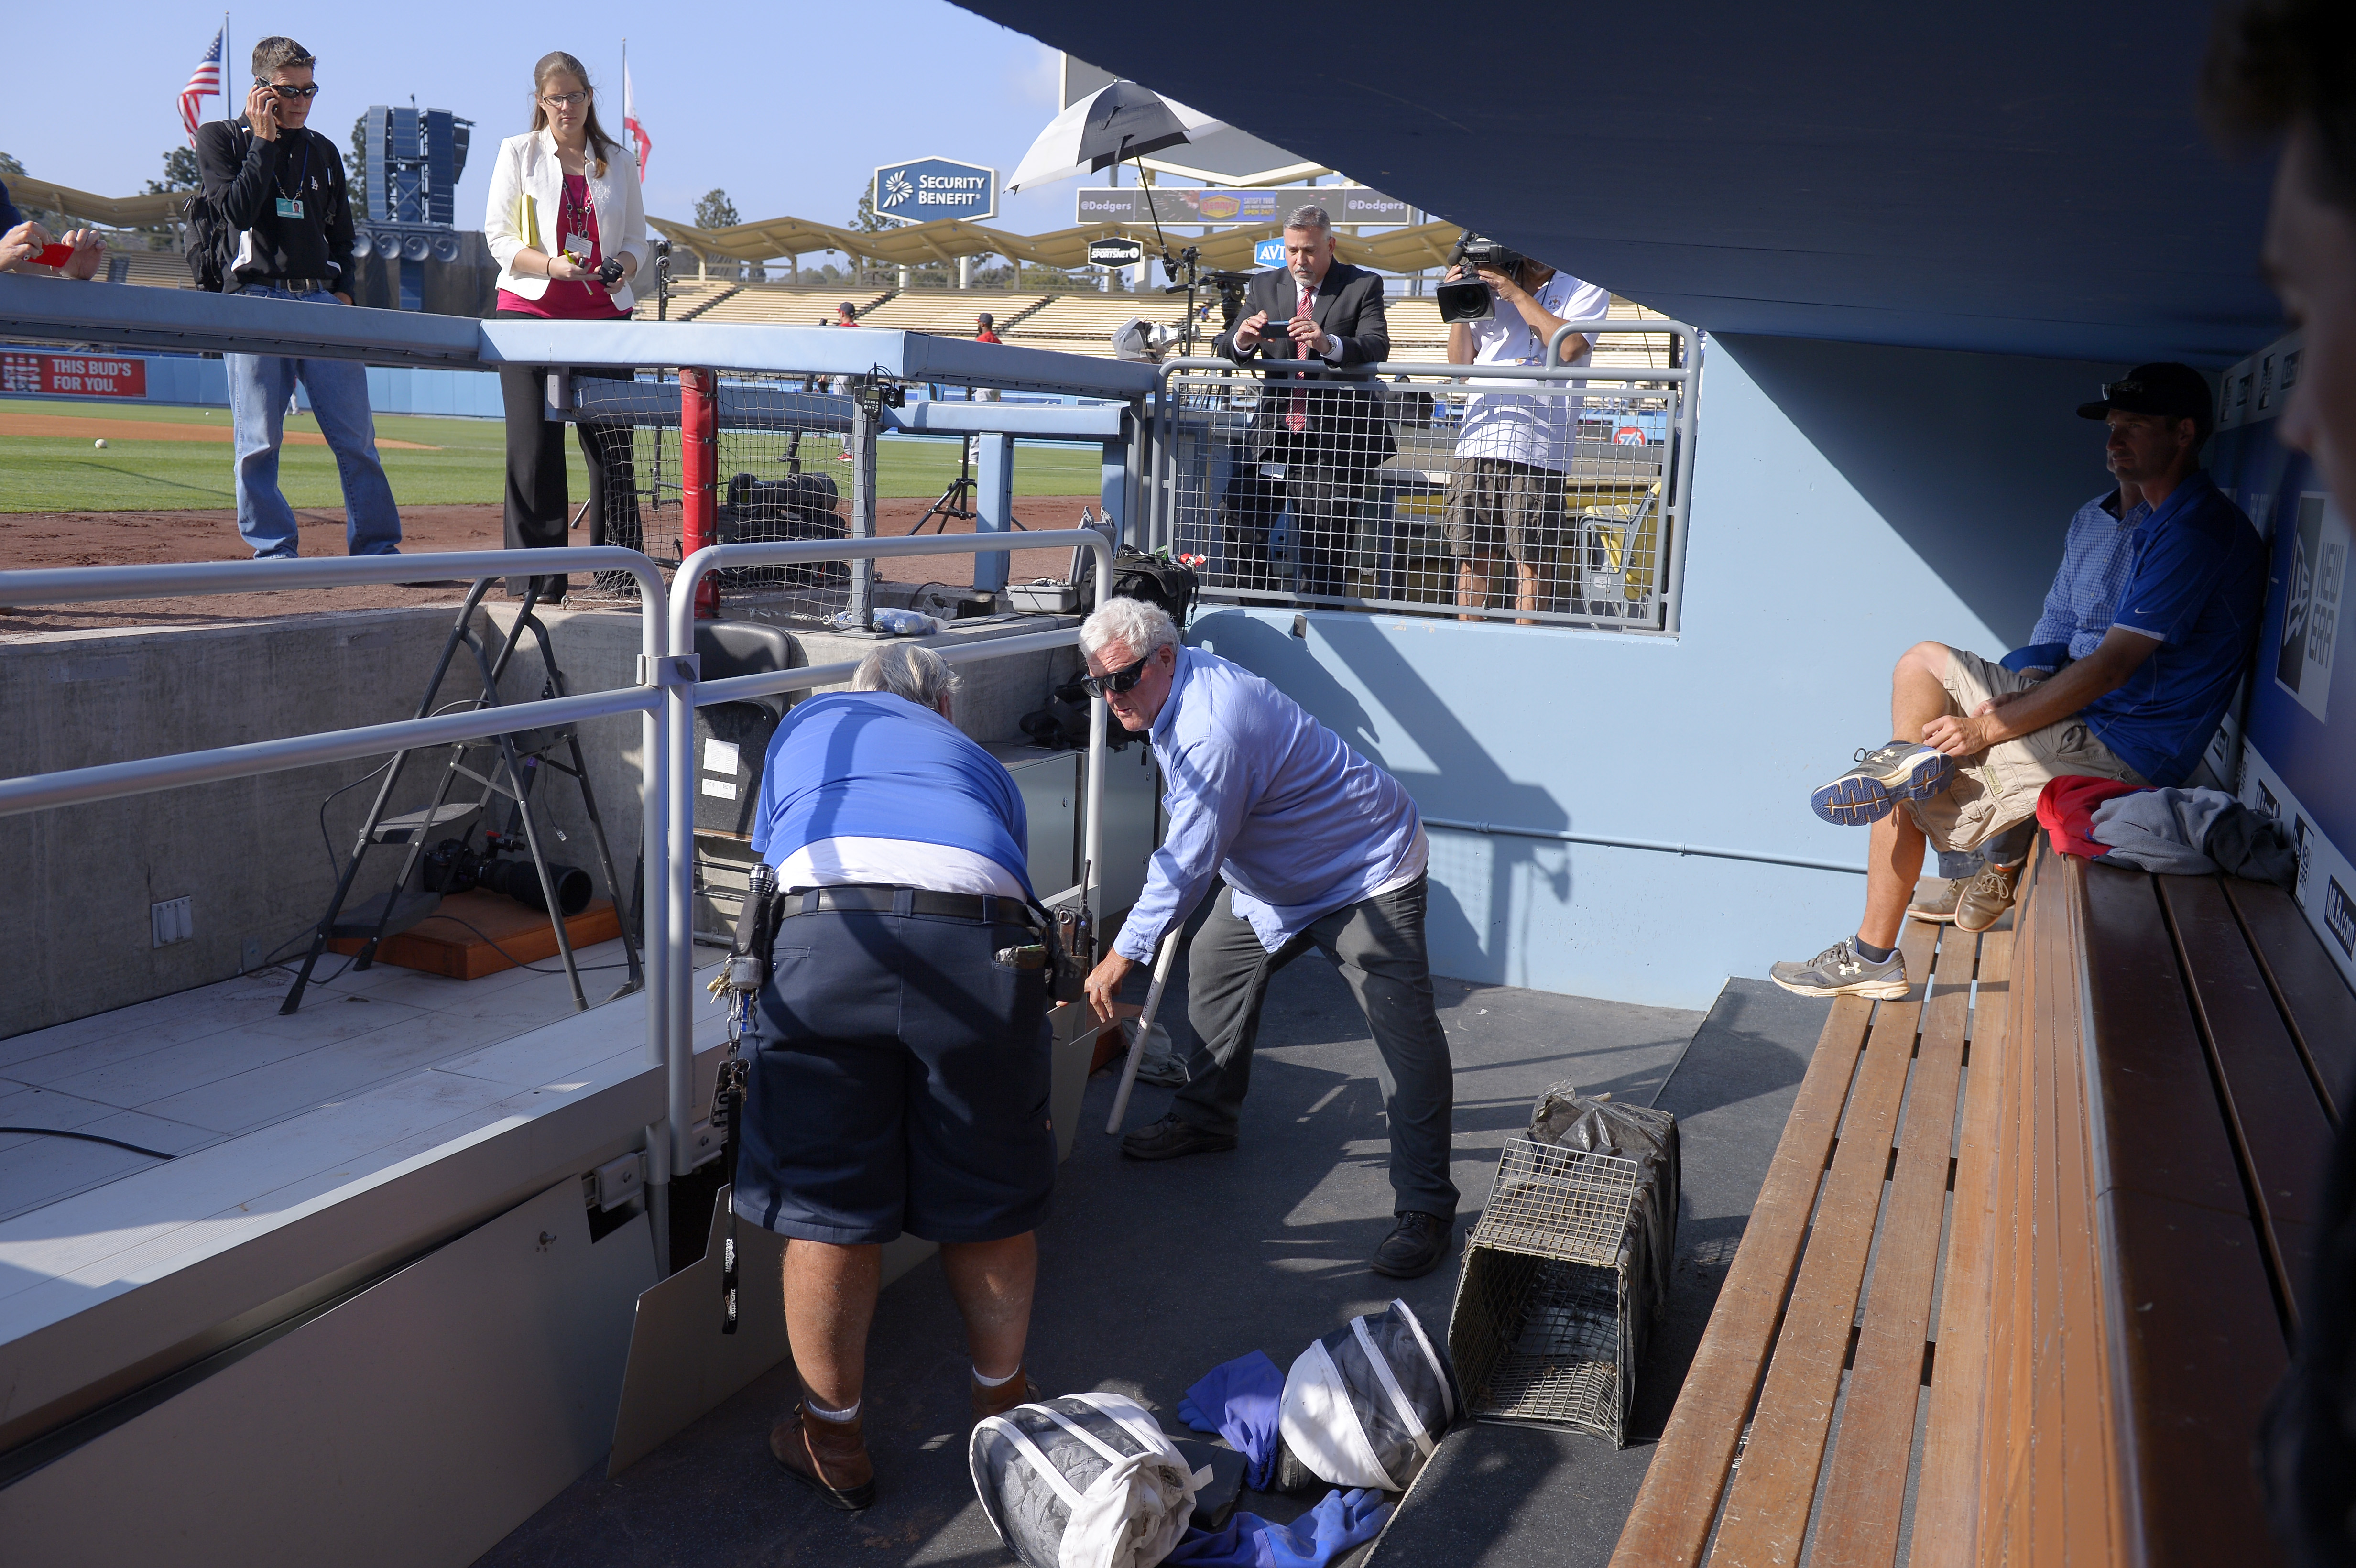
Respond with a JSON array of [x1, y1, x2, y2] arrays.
[[873, 157, 997, 224], [2276, 491, 2351, 723], [2, 350, 147, 398]]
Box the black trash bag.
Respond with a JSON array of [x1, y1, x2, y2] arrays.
[[1527, 1086, 1680, 1380], [1274, 1298, 1460, 1492], [970, 1392, 1198, 1568]]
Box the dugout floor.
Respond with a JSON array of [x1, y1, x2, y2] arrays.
[[477, 937, 1831, 1568]]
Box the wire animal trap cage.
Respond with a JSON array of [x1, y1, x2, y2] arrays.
[[1447, 1084, 1679, 1447]]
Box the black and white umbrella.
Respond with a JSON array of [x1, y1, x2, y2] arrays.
[[1005, 81, 1223, 193]]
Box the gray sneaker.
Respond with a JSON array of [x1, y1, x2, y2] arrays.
[[1810, 742, 1956, 826], [1908, 878, 1966, 924], [1769, 938, 1910, 1000]]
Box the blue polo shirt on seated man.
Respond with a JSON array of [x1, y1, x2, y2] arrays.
[[2076, 470, 2268, 787], [751, 691, 1034, 896]]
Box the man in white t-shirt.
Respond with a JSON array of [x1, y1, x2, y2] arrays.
[[1443, 255, 1611, 621]]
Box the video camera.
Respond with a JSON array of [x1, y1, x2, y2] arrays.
[[422, 835, 592, 916], [1436, 234, 1529, 325]]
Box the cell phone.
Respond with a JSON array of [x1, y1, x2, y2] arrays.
[[35, 243, 75, 268]]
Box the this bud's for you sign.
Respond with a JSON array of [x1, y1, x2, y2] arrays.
[[2, 351, 148, 398]]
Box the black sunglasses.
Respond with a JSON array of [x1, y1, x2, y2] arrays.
[[257, 81, 321, 99], [1077, 654, 1151, 699]]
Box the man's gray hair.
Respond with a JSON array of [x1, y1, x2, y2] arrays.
[[852, 642, 959, 712], [1080, 596, 1180, 662], [251, 36, 315, 78], [1283, 204, 1332, 236]]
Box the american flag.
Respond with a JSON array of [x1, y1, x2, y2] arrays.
[[181, 25, 225, 144]]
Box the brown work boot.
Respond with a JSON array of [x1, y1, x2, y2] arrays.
[[971, 1369, 1042, 1423], [770, 1402, 876, 1511], [1907, 877, 1966, 924], [1955, 862, 2021, 933]]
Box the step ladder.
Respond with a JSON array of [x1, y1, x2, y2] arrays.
[[280, 578, 644, 1014]]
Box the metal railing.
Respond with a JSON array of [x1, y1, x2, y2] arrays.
[[1143, 319, 1699, 632]]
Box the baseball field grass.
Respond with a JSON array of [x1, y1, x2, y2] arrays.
[[0, 398, 1105, 512]]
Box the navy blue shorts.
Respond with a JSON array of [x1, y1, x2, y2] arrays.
[[736, 904, 1055, 1245]]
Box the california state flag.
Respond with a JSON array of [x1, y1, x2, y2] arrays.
[[623, 59, 652, 178]]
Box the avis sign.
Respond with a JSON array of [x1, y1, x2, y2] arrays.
[[2, 350, 148, 398], [872, 157, 997, 224]]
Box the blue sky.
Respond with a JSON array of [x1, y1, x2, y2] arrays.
[[0, 3, 1098, 246]]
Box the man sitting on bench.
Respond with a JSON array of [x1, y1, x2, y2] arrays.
[[1770, 362, 2268, 999]]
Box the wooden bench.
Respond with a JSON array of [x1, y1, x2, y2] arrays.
[[1610, 838, 2356, 1567]]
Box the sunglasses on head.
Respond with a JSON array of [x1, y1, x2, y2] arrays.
[[1077, 654, 1150, 699]]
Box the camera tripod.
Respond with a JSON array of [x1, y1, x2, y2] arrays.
[[909, 434, 1032, 536], [279, 577, 644, 1015]]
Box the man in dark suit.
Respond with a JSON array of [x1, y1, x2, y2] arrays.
[[1213, 205, 1395, 599]]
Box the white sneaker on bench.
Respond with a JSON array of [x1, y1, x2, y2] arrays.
[[1770, 937, 1909, 1000]]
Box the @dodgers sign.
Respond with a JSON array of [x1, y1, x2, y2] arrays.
[[873, 157, 997, 224]]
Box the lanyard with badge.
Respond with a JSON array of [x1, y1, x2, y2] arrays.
[[557, 180, 595, 268], [273, 135, 311, 221]]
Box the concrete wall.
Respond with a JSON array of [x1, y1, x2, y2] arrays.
[[1190, 332, 2131, 1010], [0, 603, 1083, 1042]]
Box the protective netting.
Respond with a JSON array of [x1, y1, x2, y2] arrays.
[[1154, 350, 1685, 628], [571, 373, 856, 619]]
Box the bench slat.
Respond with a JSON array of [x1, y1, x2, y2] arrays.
[[2223, 878, 2356, 1124], [1607, 992, 1876, 1568], [1981, 881, 2042, 1561], [1896, 921, 2012, 1568], [1706, 920, 1939, 1567], [2078, 860, 2286, 1565], [1808, 923, 1979, 1567], [2160, 874, 2335, 1326]]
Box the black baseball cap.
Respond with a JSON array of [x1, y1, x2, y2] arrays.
[[2077, 362, 2214, 436]]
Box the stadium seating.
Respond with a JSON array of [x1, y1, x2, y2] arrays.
[[851, 289, 1050, 334]]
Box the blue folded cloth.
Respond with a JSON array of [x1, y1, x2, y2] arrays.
[[1178, 1350, 1284, 1491], [1166, 1488, 1395, 1568]]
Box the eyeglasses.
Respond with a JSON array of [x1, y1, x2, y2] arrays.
[[1077, 655, 1150, 699], [259, 81, 320, 99], [540, 92, 590, 109]]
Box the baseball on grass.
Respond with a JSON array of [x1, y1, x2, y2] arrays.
[[94, 438, 107, 449]]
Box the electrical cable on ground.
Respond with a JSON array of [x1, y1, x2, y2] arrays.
[[0, 1127, 175, 1160]]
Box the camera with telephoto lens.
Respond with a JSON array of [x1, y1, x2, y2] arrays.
[[421, 837, 592, 916], [1436, 234, 1529, 324]]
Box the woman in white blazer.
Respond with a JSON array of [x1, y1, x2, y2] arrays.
[[482, 50, 649, 599]]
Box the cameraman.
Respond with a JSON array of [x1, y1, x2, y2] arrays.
[[195, 36, 403, 561], [1443, 249, 1609, 620]]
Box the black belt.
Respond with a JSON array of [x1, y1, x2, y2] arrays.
[[781, 884, 1041, 930], [243, 276, 337, 294]]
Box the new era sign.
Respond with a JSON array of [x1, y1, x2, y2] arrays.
[[873, 157, 997, 224], [1087, 238, 1145, 268]]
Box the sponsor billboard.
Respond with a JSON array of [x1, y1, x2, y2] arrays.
[[1076, 187, 1409, 227], [1254, 238, 1287, 267], [1, 351, 148, 398], [1086, 238, 1145, 268], [872, 157, 997, 224]]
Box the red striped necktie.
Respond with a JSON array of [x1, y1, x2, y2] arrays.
[[1287, 283, 1315, 432]]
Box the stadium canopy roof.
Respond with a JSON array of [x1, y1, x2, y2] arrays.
[[950, 0, 2285, 364], [647, 214, 1466, 273], [5, 174, 187, 228]]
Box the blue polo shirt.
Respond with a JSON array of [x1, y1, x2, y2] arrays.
[[750, 692, 1033, 896], [2080, 471, 2266, 787]]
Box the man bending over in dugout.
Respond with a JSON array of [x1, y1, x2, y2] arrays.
[[1771, 363, 2268, 999]]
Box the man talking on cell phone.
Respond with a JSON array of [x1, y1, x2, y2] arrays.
[[195, 36, 402, 561]]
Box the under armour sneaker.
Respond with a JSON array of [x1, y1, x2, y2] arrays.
[[1769, 938, 1910, 1000], [1810, 742, 1957, 827], [1908, 878, 1967, 924]]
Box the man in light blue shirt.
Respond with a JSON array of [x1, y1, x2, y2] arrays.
[[1078, 598, 1458, 1278]]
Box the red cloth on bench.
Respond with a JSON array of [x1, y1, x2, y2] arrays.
[[2036, 774, 2149, 859]]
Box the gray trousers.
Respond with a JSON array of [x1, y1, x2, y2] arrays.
[[1173, 877, 1460, 1220]]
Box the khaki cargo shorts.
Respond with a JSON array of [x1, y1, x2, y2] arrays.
[[1443, 457, 1566, 565], [1907, 646, 2145, 854]]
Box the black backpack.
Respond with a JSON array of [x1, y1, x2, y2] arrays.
[[1076, 545, 1199, 628], [182, 121, 252, 292]]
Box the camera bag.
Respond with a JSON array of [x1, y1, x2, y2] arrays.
[[182, 122, 254, 293], [970, 1392, 1199, 1568]]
